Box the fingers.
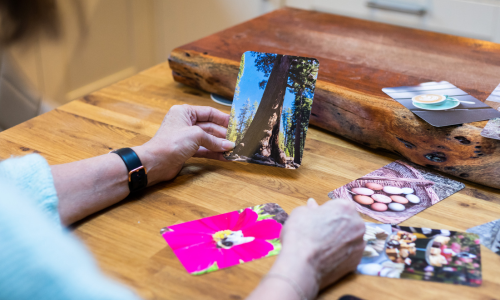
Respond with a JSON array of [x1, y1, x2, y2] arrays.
[[196, 122, 228, 138], [307, 198, 319, 208], [323, 197, 357, 211], [194, 127, 235, 152], [194, 147, 228, 161], [185, 105, 230, 127]]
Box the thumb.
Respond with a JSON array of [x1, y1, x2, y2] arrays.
[[196, 128, 235, 152], [307, 198, 319, 208]]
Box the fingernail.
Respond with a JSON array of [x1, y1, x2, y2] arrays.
[[307, 198, 317, 207], [222, 140, 235, 150]]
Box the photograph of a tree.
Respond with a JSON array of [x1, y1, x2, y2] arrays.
[[225, 51, 319, 169]]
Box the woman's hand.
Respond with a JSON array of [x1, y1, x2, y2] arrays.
[[133, 104, 235, 186], [53, 104, 234, 225], [247, 198, 365, 300], [280, 198, 366, 289]]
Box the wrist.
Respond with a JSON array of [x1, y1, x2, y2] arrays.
[[270, 246, 320, 300], [131, 145, 161, 186]]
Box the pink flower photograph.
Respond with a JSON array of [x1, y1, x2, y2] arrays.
[[161, 203, 288, 275]]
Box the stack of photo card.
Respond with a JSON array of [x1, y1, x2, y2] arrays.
[[328, 160, 465, 224], [358, 223, 482, 287], [382, 81, 500, 127], [161, 203, 288, 275], [467, 219, 500, 256], [481, 83, 500, 140], [224, 51, 319, 169]]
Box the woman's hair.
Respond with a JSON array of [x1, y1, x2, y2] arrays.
[[0, 0, 60, 45]]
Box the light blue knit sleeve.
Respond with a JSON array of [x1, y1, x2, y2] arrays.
[[0, 154, 60, 225], [0, 155, 142, 300]]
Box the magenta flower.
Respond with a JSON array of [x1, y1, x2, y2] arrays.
[[474, 239, 481, 245], [162, 208, 282, 274]]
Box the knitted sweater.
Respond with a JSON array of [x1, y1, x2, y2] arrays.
[[0, 154, 141, 300]]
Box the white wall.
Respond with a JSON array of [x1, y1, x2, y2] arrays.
[[153, 0, 283, 62], [286, 0, 500, 43]]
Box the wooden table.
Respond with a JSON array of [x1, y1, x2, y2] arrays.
[[1, 63, 500, 299]]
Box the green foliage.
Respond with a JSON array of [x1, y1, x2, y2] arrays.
[[234, 98, 258, 145], [280, 107, 295, 157], [276, 58, 318, 161], [287, 58, 319, 93], [296, 97, 313, 158], [252, 101, 259, 119], [252, 52, 278, 75], [234, 54, 245, 97], [250, 204, 264, 215], [227, 107, 238, 142], [192, 262, 219, 275], [278, 131, 286, 151], [257, 214, 275, 221], [284, 58, 318, 161], [235, 98, 251, 143], [266, 239, 282, 257], [243, 100, 256, 134]]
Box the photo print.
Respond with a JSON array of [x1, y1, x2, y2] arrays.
[[161, 203, 288, 275], [358, 223, 482, 287], [382, 81, 500, 127], [328, 160, 465, 224], [467, 218, 500, 256], [481, 83, 500, 140], [224, 51, 319, 169]]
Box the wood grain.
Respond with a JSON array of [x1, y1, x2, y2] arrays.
[[1, 62, 500, 299], [169, 7, 500, 190]]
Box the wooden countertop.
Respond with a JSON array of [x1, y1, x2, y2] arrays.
[[1, 63, 500, 299]]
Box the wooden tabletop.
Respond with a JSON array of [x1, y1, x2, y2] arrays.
[[1, 63, 500, 299]]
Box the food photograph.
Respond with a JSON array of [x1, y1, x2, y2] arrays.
[[328, 160, 465, 224], [358, 224, 482, 287]]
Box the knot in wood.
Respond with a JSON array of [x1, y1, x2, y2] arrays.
[[424, 152, 447, 162]]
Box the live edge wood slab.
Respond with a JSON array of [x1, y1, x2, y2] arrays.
[[169, 7, 500, 190]]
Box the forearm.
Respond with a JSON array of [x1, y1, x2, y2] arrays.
[[52, 146, 160, 226], [51, 105, 233, 226], [247, 248, 319, 300]]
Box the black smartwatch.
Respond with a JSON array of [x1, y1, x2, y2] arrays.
[[111, 148, 148, 193]]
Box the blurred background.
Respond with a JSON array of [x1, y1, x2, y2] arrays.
[[1, 0, 499, 131]]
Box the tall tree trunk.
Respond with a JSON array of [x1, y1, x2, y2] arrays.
[[293, 91, 305, 165], [235, 55, 292, 159]]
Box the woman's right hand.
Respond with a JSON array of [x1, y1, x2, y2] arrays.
[[253, 198, 365, 300]]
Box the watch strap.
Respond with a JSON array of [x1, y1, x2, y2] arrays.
[[111, 148, 148, 193]]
